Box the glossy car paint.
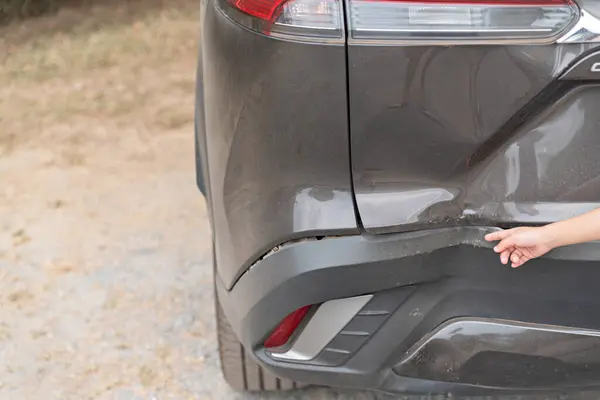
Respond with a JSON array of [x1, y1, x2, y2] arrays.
[[199, 0, 358, 288], [348, 44, 600, 233]]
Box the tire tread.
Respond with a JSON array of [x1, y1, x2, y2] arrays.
[[216, 299, 304, 392]]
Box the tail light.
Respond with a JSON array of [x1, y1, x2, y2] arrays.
[[218, 0, 344, 39], [347, 0, 578, 41], [219, 0, 581, 43]]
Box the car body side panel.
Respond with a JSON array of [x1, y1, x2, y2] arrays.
[[200, 0, 358, 288], [348, 44, 600, 233], [578, 0, 600, 18], [463, 85, 600, 223]]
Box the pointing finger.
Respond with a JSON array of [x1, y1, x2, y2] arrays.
[[485, 230, 511, 242], [486, 228, 519, 243]]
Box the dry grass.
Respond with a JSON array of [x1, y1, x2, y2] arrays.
[[0, 0, 199, 156]]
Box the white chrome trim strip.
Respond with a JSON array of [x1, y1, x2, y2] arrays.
[[558, 9, 600, 43]]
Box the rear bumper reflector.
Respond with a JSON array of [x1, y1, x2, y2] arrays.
[[268, 295, 372, 361]]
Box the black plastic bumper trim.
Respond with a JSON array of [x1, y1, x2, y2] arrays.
[[215, 226, 600, 395], [220, 226, 600, 341]]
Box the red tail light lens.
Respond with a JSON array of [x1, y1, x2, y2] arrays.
[[231, 0, 285, 20], [347, 0, 578, 41], [220, 0, 344, 39], [264, 305, 311, 348]]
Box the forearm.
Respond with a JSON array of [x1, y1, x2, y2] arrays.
[[542, 208, 600, 248]]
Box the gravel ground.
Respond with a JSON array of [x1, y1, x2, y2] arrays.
[[0, 124, 395, 400], [0, 4, 389, 398]]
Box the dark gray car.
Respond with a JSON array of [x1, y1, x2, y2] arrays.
[[195, 0, 600, 394]]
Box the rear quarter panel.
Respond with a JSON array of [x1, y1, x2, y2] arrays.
[[199, 0, 358, 288]]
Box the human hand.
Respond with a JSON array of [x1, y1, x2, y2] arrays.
[[484, 227, 556, 268]]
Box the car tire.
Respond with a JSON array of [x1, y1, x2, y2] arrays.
[[216, 296, 305, 392]]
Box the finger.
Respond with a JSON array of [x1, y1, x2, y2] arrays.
[[485, 229, 513, 242], [500, 248, 513, 265], [511, 249, 523, 268], [510, 250, 522, 265], [511, 249, 529, 268], [494, 237, 517, 253]]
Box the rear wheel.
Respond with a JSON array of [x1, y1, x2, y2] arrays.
[[216, 293, 304, 391]]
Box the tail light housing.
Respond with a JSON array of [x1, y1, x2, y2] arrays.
[[218, 0, 344, 39], [347, 0, 578, 42]]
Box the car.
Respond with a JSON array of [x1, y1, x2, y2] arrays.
[[195, 0, 600, 395]]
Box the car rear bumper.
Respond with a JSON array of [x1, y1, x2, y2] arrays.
[[215, 227, 600, 395]]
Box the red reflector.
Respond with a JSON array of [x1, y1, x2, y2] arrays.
[[264, 306, 311, 348], [231, 0, 287, 20]]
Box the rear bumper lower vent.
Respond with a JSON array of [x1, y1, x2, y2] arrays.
[[395, 318, 600, 389]]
